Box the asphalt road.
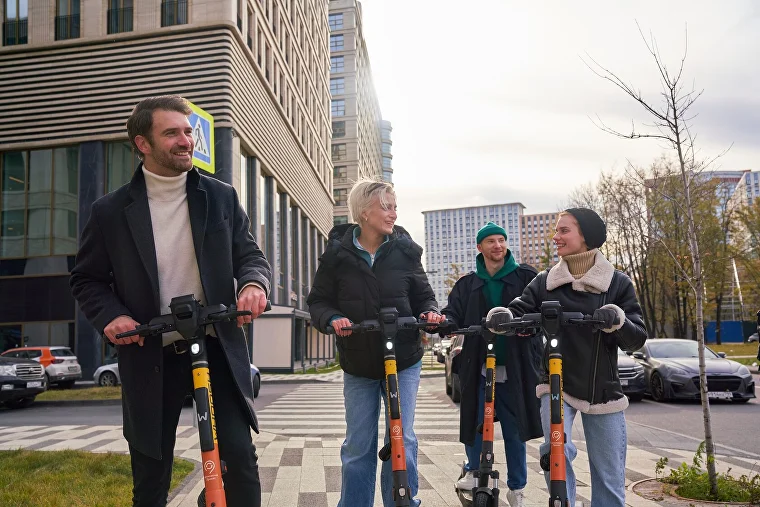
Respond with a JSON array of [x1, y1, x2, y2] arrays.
[[3, 376, 758, 459]]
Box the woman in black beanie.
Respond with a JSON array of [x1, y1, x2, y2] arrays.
[[488, 208, 647, 507]]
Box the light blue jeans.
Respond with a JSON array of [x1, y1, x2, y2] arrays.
[[337, 362, 422, 507], [464, 375, 528, 491], [539, 395, 627, 507]]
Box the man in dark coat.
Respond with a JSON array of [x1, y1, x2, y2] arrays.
[[442, 222, 543, 507], [70, 96, 271, 507]]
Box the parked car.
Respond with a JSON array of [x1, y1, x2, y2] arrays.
[[437, 338, 452, 362], [1, 346, 82, 388], [617, 348, 646, 401], [439, 334, 464, 402], [632, 338, 756, 403], [0, 355, 47, 409], [94, 361, 262, 398]]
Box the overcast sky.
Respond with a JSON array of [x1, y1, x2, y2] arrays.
[[357, 0, 760, 246]]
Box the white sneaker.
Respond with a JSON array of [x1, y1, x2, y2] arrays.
[[506, 487, 525, 507], [455, 470, 476, 491]]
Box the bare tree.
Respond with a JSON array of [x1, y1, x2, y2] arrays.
[[583, 24, 727, 496]]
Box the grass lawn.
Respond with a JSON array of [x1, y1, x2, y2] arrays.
[[37, 386, 122, 401], [707, 342, 758, 356], [0, 449, 194, 507]]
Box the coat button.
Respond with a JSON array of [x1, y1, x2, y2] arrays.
[[154, 366, 160, 373]]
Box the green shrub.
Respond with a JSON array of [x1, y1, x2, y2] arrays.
[[655, 442, 760, 503]]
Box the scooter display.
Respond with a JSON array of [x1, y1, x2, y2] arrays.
[[326, 307, 450, 507], [116, 294, 269, 507], [448, 301, 617, 507]]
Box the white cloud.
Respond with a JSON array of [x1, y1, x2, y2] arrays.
[[357, 0, 760, 245]]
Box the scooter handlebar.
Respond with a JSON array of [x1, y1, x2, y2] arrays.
[[114, 300, 272, 339], [325, 317, 453, 335], [448, 312, 619, 336]]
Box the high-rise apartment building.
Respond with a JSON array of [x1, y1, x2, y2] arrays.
[[423, 203, 524, 307], [0, 0, 336, 374], [728, 170, 760, 209], [520, 212, 559, 269], [380, 119, 393, 183], [329, 0, 384, 225]]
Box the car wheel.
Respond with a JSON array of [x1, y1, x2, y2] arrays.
[[99, 371, 118, 387], [451, 374, 461, 403], [253, 373, 261, 398], [628, 394, 644, 402], [650, 372, 667, 402]]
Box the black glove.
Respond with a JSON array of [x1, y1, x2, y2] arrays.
[[487, 308, 513, 334], [592, 308, 619, 331]]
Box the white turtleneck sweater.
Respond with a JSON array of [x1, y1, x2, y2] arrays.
[[143, 168, 207, 346]]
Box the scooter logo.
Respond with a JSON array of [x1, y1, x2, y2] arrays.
[[198, 412, 208, 422], [204, 460, 216, 473], [392, 424, 401, 436], [551, 430, 561, 442]]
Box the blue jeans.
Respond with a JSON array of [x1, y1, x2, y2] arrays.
[[539, 395, 627, 507], [337, 362, 422, 507], [464, 375, 527, 491]]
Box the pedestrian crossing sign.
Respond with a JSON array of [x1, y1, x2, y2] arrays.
[[187, 101, 215, 174]]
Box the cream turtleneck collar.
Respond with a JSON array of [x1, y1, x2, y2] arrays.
[[142, 167, 187, 201]]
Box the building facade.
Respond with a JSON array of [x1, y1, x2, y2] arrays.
[[519, 211, 559, 270], [380, 119, 392, 183], [0, 0, 337, 374], [422, 203, 524, 308], [328, 0, 384, 225]]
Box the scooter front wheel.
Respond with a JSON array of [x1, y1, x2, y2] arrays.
[[197, 489, 205, 507], [474, 491, 491, 507]]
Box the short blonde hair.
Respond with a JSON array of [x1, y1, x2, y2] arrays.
[[348, 179, 396, 223]]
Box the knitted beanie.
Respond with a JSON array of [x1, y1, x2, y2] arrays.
[[564, 208, 606, 250], [476, 221, 507, 244]]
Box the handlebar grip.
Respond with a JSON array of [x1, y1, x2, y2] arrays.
[[115, 329, 141, 339]]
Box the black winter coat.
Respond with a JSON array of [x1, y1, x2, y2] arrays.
[[509, 268, 648, 406], [442, 265, 544, 446], [307, 224, 438, 379], [70, 167, 271, 460]]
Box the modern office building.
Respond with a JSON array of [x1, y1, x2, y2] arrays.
[[0, 0, 337, 374], [328, 0, 384, 225], [380, 119, 392, 183], [422, 203, 525, 307], [519, 211, 559, 269]]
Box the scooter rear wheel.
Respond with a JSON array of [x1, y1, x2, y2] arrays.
[[474, 491, 491, 507]]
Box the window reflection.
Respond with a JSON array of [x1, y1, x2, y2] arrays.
[[106, 141, 138, 193]]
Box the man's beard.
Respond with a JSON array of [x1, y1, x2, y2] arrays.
[[153, 148, 193, 175]]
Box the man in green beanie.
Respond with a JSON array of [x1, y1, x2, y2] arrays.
[[442, 222, 543, 507]]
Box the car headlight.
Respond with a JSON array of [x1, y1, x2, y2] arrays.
[[0, 365, 16, 376], [667, 365, 690, 376], [737, 365, 752, 377]]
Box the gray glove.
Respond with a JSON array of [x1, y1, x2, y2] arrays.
[[593, 308, 619, 331], [486, 307, 513, 334]]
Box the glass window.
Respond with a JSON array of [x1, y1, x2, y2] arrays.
[[106, 141, 138, 193], [330, 77, 345, 95], [52, 147, 78, 255], [161, 0, 187, 26], [4, 0, 29, 45], [1, 151, 27, 258], [333, 189, 347, 206], [332, 121, 346, 138], [331, 144, 346, 161], [55, 0, 80, 40], [330, 34, 344, 51], [328, 13, 342, 30], [0, 325, 22, 353], [331, 99, 345, 117], [333, 215, 348, 225], [26, 150, 53, 257], [259, 173, 267, 253], [333, 166, 347, 181], [330, 55, 344, 73]]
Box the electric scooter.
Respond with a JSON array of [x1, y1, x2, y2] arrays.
[[116, 294, 270, 507], [326, 307, 450, 507], [448, 301, 617, 507]]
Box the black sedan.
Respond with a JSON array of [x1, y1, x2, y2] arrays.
[[632, 338, 756, 403], [617, 348, 646, 401]]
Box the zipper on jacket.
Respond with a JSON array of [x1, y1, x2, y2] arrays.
[[590, 332, 600, 402]]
